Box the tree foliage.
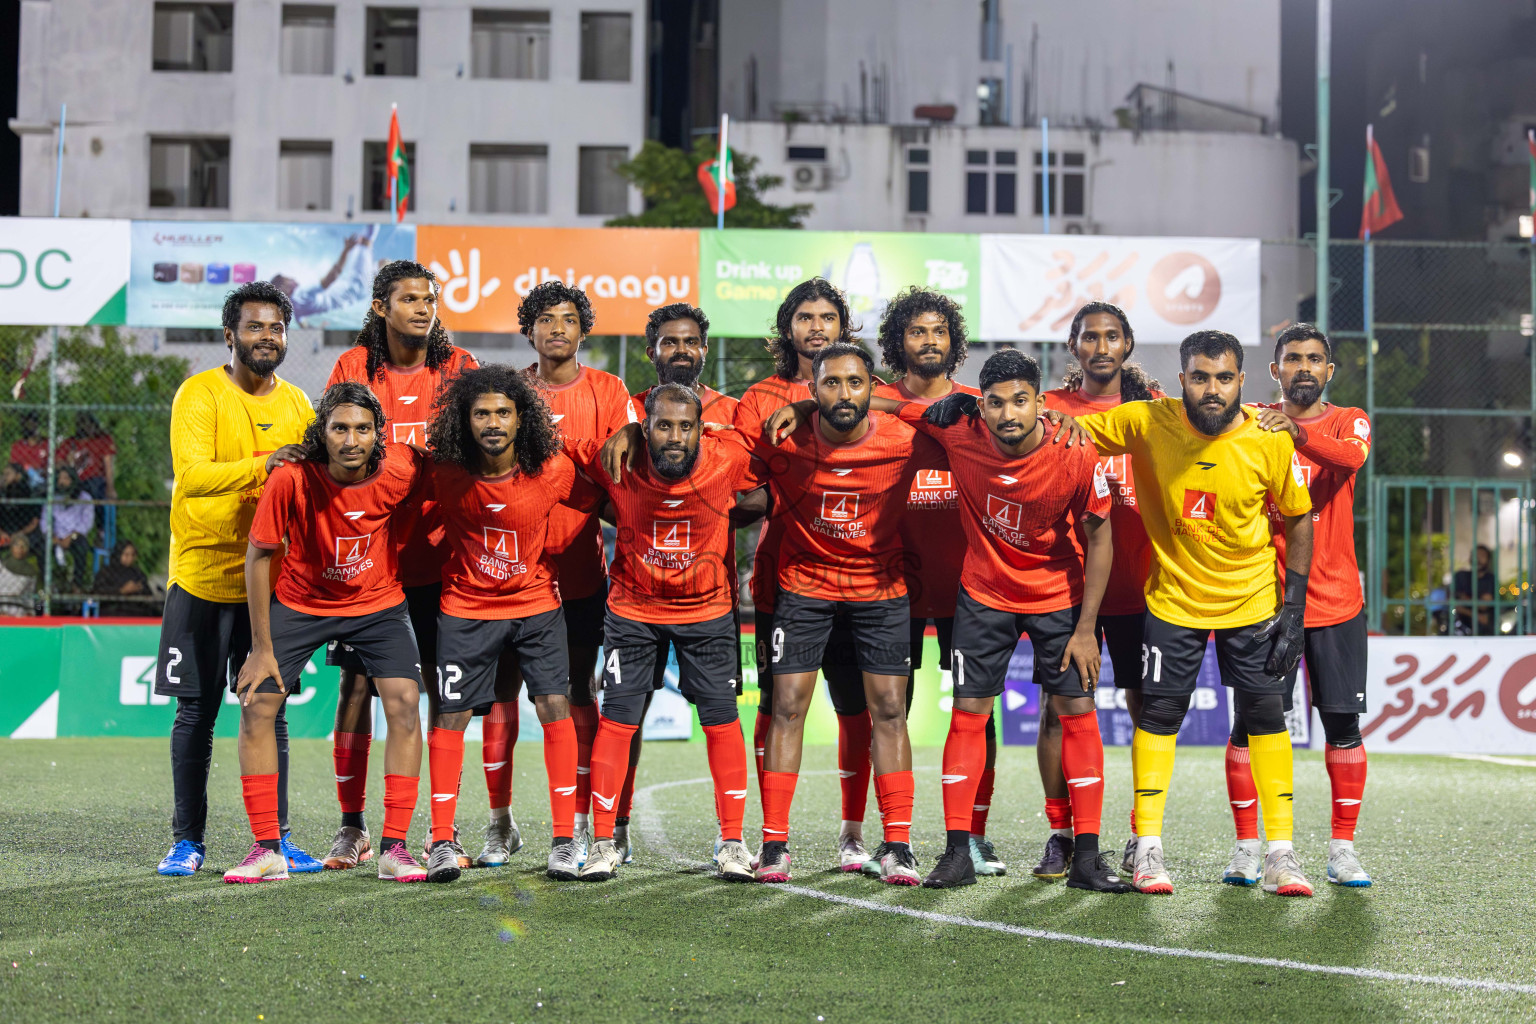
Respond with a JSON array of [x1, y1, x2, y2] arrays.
[[604, 138, 812, 229]]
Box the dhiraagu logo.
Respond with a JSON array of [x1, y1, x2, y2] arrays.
[[0, 219, 130, 325]]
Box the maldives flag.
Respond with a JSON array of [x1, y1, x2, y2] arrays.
[[386, 104, 410, 223], [697, 145, 736, 215], [1359, 124, 1403, 239]]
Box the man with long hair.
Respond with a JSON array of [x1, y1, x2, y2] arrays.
[[322, 260, 481, 874], [1034, 301, 1164, 880], [154, 281, 317, 878], [419, 365, 599, 882], [229, 382, 430, 883]]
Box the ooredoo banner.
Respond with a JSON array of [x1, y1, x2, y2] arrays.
[[979, 235, 1261, 344], [416, 226, 698, 335], [0, 217, 130, 325], [1361, 637, 1536, 754]]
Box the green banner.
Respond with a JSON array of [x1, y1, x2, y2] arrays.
[[699, 229, 980, 339]]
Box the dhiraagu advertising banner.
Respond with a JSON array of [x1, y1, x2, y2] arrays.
[[128, 221, 416, 329], [699, 230, 980, 340], [0, 217, 130, 324]]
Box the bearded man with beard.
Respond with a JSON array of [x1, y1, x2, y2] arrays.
[[1217, 324, 1374, 889], [631, 304, 739, 424], [1065, 330, 1317, 898], [154, 281, 318, 877]]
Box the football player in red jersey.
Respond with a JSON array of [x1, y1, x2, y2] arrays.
[[520, 282, 637, 863], [229, 382, 430, 884], [1037, 302, 1163, 879], [631, 303, 740, 425], [1222, 323, 1374, 888], [323, 261, 481, 873], [753, 343, 936, 885], [418, 365, 600, 883], [868, 287, 1000, 875], [568, 383, 763, 882], [729, 279, 873, 871], [863, 350, 1132, 893]]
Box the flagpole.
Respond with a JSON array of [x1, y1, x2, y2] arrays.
[[1316, 0, 1332, 333], [1041, 116, 1051, 235], [717, 113, 729, 231], [1362, 122, 1377, 632]]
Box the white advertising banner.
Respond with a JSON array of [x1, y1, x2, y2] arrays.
[[1361, 637, 1536, 754], [0, 217, 130, 325], [979, 234, 1261, 344]]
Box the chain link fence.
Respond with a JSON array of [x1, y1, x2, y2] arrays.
[[3, 239, 1533, 628]]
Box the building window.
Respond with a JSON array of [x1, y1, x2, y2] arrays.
[[152, 3, 234, 72], [278, 140, 333, 211], [978, 78, 1004, 126], [580, 12, 631, 81], [965, 149, 988, 214], [149, 136, 230, 208], [578, 146, 630, 216], [906, 147, 929, 214], [472, 9, 550, 80], [366, 7, 418, 77], [1035, 151, 1086, 217], [281, 5, 335, 75], [469, 144, 548, 214], [994, 149, 1017, 215], [363, 140, 416, 211]]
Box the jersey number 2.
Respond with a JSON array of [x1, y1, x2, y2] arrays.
[[440, 664, 464, 701]]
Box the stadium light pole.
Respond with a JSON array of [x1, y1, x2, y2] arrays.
[[1315, 0, 1331, 333]]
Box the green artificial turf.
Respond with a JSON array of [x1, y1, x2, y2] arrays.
[[2, 738, 1533, 1023]]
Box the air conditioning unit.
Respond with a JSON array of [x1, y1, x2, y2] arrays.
[[792, 164, 833, 191]]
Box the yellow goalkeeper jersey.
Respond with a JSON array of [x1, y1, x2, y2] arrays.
[[167, 366, 314, 603], [1078, 397, 1311, 629]]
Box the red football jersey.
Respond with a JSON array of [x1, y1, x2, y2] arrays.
[[570, 433, 764, 624], [1041, 386, 1164, 616], [631, 382, 740, 428], [529, 364, 638, 600], [58, 434, 116, 482], [752, 410, 919, 602], [733, 376, 814, 612], [1259, 403, 1369, 626], [875, 381, 980, 619], [327, 345, 480, 588], [899, 405, 1112, 615], [431, 452, 603, 621], [249, 443, 427, 617]]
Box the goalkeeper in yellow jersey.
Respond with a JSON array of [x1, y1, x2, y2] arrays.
[[1069, 330, 1314, 897]]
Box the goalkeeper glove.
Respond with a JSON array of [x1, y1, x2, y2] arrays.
[[1256, 569, 1309, 677], [924, 391, 979, 427]]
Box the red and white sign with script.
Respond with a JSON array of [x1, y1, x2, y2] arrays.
[[1359, 637, 1536, 754]]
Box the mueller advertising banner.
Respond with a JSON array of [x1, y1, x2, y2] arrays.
[[0, 218, 130, 325], [416, 226, 698, 335], [979, 234, 1262, 344]]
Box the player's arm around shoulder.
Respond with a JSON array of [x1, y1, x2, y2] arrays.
[[1066, 399, 1150, 456]]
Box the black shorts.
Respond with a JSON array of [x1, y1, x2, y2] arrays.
[[952, 588, 1086, 699], [753, 606, 864, 713], [1289, 611, 1368, 714], [437, 608, 569, 713], [600, 610, 740, 708], [1098, 612, 1145, 691], [1142, 612, 1282, 697], [154, 584, 250, 699], [562, 582, 608, 648], [909, 616, 955, 672], [771, 591, 911, 677], [327, 582, 441, 691], [257, 599, 423, 695]]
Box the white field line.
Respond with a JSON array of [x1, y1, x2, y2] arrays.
[[634, 773, 1536, 997], [1444, 753, 1536, 768]]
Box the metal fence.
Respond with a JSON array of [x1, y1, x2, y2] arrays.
[[2, 238, 1533, 629]]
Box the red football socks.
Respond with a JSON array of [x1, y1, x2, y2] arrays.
[[836, 710, 873, 824], [427, 728, 465, 845], [1058, 710, 1105, 838], [1044, 797, 1073, 831], [752, 712, 770, 780], [382, 773, 418, 844], [589, 717, 639, 840], [1225, 741, 1260, 841], [704, 721, 749, 841], [570, 702, 599, 818], [970, 768, 996, 836], [332, 731, 370, 816], [617, 729, 640, 821], [1326, 744, 1368, 841], [941, 708, 989, 832], [542, 717, 578, 839], [874, 770, 915, 845], [481, 700, 517, 811], [759, 770, 798, 846], [241, 773, 281, 843]]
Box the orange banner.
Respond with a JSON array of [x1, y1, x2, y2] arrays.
[[416, 226, 698, 335]]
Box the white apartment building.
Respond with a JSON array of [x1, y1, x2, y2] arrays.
[[11, 0, 647, 223]]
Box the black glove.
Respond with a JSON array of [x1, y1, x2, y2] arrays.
[[924, 392, 980, 427], [1256, 569, 1308, 677]]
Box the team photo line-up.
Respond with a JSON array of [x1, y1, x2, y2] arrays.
[[154, 257, 1372, 897]]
